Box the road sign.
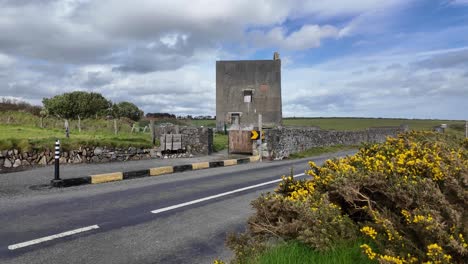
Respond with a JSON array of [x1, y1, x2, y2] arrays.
[[251, 130, 265, 140], [251, 130, 259, 140]]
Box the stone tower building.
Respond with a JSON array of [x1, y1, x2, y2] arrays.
[[216, 53, 282, 131]]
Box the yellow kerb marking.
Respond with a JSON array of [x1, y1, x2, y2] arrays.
[[192, 162, 210, 170], [249, 156, 260, 162], [90, 172, 123, 184], [150, 166, 174, 176], [223, 159, 237, 166]]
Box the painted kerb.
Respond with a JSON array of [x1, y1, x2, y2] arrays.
[[90, 172, 124, 184], [54, 156, 259, 188]]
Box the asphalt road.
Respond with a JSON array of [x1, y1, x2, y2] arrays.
[[0, 150, 355, 264]]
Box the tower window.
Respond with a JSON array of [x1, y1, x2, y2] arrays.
[[243, 90, 252, 102]]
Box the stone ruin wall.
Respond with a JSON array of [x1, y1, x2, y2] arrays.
[[264, 126, 406, 160]]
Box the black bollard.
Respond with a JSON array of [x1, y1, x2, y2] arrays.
[[51, 139, 63, 187]]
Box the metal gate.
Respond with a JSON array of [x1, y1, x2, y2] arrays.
[[228, 130, 252, 154]]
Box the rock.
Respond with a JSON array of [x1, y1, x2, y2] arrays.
[[13, 159, 21, 167], [21, 160, 31, 166], [38, 155, 48, 165], [22, 152, 29, 159], [73, 155, 82, 163], [13, 149, 18, 155], [91, 156, 100, 163], [7, 150, 13, 156], [3, 158, 12, 168], [93, 147, 103, 155], [127, 147, 136, 155], [59, 157, 67, 164], [101, 157, 110, 163], [63, 152, 68, 158], [82, 149, 87, 157]]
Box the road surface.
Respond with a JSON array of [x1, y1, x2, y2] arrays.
[[0, 150, 355, 264]]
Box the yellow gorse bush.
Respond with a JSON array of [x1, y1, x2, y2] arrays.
[[226, 132, 467, 264], [274, 131, 467, 263]]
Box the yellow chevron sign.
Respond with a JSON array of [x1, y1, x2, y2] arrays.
[[251, 130, 259, 140], [251, 130, 265, 140]]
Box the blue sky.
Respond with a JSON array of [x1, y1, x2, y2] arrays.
[[0, 0, 467, 119]]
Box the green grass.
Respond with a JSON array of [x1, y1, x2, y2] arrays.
[[213, 133, 228, 152], [283, 117, 464, 132], [253, 241, 374, 264], [190, 119, 216, 127], [0, 124, 154, 151], [288, 145, 357, 159], [2, 111, 464, 152]]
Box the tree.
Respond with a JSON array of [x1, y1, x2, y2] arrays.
[[107, 102, 143, 135], [43, 91, 111, 119], [113, 102, 143, 121], [42, 91, 111, 133]]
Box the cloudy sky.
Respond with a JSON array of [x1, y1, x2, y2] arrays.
[[0, 0, 467, 119]]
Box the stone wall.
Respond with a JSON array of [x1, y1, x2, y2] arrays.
[[0, 146, 166, 173], [264, 126, 406, 160], [0, 126, 213, 172], [154, 125, 213, 155]]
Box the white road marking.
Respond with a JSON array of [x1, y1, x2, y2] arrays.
[[151, 173, 306, 214], [8, 225, 100, 250]]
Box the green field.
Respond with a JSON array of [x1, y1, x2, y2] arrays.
[[1, 111, 465, 152], [0, 124, 154, 151], [189, 117, 465, 132], [283, 117, 464, 131], [189, 119, 216, 127]]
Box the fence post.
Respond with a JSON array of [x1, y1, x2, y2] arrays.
[[465, 120, 468, 138], [258, 114, 262, 162], [51, 139, 63, 187]]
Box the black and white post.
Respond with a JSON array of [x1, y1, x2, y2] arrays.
[[51, 139, 63, 187]]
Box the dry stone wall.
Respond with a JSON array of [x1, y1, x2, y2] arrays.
[[0, 126, 213, 172], [0, 147, 164, 173], [264, 126, 406, 160]]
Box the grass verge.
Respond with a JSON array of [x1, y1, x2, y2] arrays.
[[288, 145, 357, 159], [0, 124, 154, 151], [213, 133, 228, 152], [253, 240, 374, 264]]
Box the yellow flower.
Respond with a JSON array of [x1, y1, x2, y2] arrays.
[[360, 226, 378, 240]]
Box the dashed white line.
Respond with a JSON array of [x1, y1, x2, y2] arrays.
[[8, 225, 100, 250], [151, 173, 306, 214]]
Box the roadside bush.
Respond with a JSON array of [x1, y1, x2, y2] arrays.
[[227, 132, 467, 263]]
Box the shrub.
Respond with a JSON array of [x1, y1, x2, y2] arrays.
[[227, 132, 467, 263]]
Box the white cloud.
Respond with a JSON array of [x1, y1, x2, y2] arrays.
[[450, 0, 468, 5], [250, 24, 339, 50], [0, 0, 465, 120], [281, 47, 468, 119]]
